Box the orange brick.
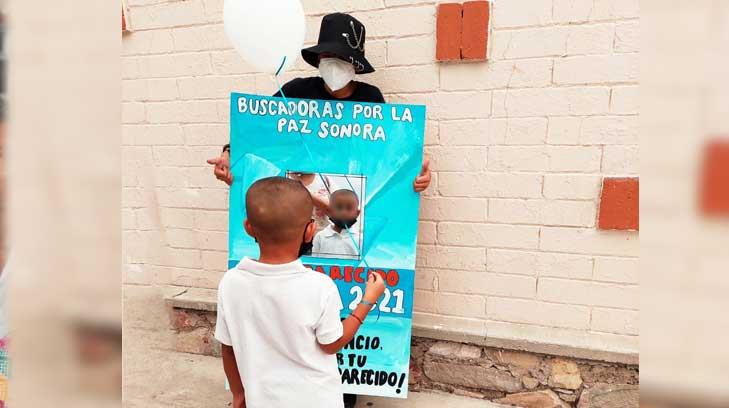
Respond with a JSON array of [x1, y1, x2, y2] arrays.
[[700, 139, 729, 215], [598, 178, 639, 231], [462, 1, 489, 60], [436, 3, 463, 61]]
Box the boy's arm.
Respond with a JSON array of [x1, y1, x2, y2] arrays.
[[318, 302, 373, 354], [318, 273, 385, 354], [222, 344, 246, 408], [215, 285, 244, 407]]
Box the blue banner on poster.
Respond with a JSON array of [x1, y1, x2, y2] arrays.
[[227, 92, 425, 398]]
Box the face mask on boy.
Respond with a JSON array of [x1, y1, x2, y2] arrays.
[[298, 220, 315, 257], [318, 57, 355, 91], [329, 216, 358, 230]]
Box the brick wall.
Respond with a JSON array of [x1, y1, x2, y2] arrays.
[[122, 0, 639, 356]]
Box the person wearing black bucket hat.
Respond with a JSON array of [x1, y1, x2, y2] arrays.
[[301, 13, 375, 75], [208, 12, 432, 194], [274, 13, 384, 103]]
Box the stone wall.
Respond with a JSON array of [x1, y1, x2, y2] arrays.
[[170, 307, 221, 357], [410, 337, 637, 407], [168, 305, 637, 407]]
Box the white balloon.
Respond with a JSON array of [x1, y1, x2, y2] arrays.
[[223, 0, 306, 75]]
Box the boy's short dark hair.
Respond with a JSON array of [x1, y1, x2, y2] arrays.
[[330, 189, 359, 206], [246, 177, 313, 244]]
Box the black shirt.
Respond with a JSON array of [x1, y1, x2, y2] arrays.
[[273, 76, 386, 103]]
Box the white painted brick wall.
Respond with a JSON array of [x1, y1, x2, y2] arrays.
[[543, 174, 603, 199], [493, 87, 611, 117], [122, 0, 639, 354], [591, 308, 638, 335], [614, 20, 639, 53], [610, 86, 639, 114], [553, 54, 639, 85], [440, 59, 553, 91], [565, 23, 615, 55], [439, 172, 543, 198], [492, 0, 553, 29], [438, 272, 536, 299], [489, 199, 596, 227], [487, 297, 591, 330]]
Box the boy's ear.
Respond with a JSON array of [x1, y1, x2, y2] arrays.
[[304, 220, 316, 243], [244, 219, 256, 240]]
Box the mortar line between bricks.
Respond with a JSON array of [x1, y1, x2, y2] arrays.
[[480, 317, 610, 333], [261, 3, 439, 20], [436, 219, 599, 228], [132, 103, 639, 115], [417, 244, 638, 258], [588, 306, 595, 331], [435, 289, 535, 301], [127, 75, 638, 90], [128, 16, 637, 35], [533, 276, 639, 288], [428, 271, 640, 287], [145, 84, 633, 100], [589, 328, 639, 337], [491, 18, 640, 32], [487, 294, 638, 311], [127, 26, 439, 42], [142, 264, 224, 272], [414, 310, 636, 333], [516, 322, 636, 338], [423, 247, 638, 258], [431, 291, 639, 316], [122, 282, 158, 287], [415, 312, 637, 337], [124, 58, 439, 71], [492, 80, 640, 89]]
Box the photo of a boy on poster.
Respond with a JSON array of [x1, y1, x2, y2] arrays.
[[288, 172, 366, 260], [313, 188, 361, 259]]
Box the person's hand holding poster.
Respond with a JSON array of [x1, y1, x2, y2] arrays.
[[228, 93, 425, 398]]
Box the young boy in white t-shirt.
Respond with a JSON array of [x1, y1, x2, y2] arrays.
[[313, 189, 361, 259], [215, 177, 385, 408]]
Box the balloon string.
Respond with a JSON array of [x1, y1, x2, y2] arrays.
[[275, 56, 287, 76], [272, 59, 380, 321]]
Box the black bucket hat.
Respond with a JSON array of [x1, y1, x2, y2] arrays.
[[301, 13, 375, 74]]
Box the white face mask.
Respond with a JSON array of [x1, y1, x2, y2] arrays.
[[318, 58, 356, 91]]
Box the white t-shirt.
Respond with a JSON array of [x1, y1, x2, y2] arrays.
[[312, 225, 361, 259], [215, 257, 344, 408]]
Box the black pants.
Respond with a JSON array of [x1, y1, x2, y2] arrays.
[[343, 393, 357, 407], [340, 318, 358, 407]]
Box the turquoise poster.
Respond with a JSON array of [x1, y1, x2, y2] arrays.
[[228, 92, 425, 398]]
